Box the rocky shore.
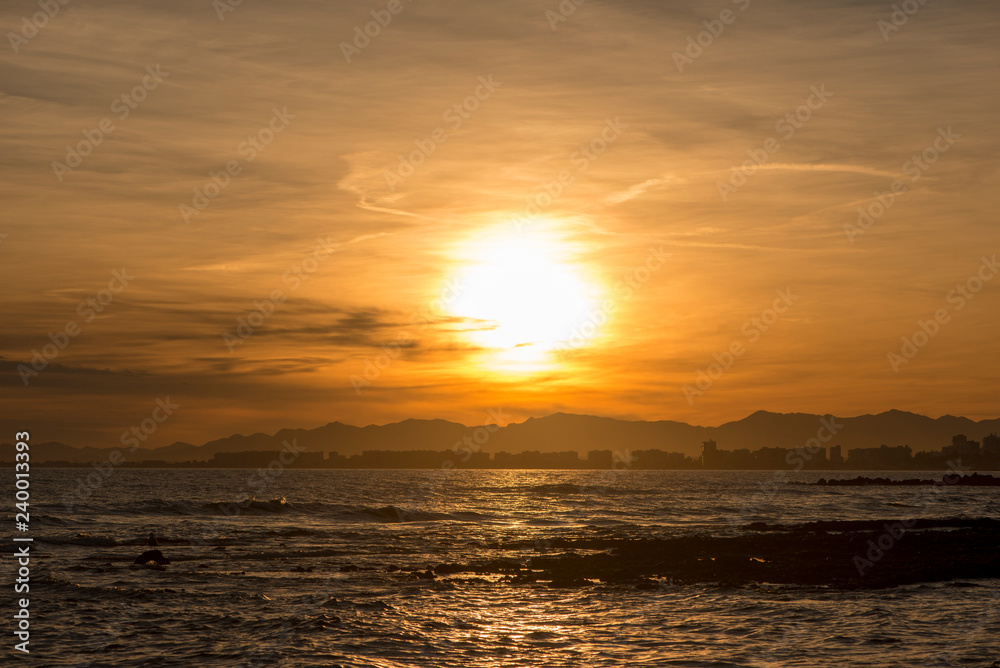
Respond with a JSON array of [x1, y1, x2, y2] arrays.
[[814, 473, 1000, 486], [368, 518, 1000, 590]]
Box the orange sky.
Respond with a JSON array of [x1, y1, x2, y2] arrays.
[[2, 0, 998, 447]]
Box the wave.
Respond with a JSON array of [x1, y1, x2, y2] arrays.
[[334, 505, 491, 523], [527, 483, 589, 495], [524, 518, 568, 526], [65, 497, 495, 523], [265, 527, 326, 537], [200, 497, 293, 515], [37, 533, 121, 547], [479, 483, 654, 496], [743, 517, 1000, 532]]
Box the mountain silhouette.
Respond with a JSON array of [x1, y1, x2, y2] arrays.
[[6, 410, 1000, 464]]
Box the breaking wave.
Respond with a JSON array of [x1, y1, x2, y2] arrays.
[[75, 497, 495, 523]]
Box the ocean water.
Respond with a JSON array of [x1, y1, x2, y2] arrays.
[[4, 468, 1000, 667]]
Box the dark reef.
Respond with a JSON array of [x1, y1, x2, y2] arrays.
[[133, 549, 171, 565], [814, 473, 1000, 486], [382, 519, 1000, 589]]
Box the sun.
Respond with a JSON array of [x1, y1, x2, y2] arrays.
[[445, 227, 603, 369]]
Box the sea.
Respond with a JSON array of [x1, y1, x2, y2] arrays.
[[4, 468, 999, 667]]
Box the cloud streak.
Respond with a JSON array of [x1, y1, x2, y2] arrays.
[[1, 0, 998, 446]]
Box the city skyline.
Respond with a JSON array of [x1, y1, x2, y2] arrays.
[[9, 408, 1000, 464]]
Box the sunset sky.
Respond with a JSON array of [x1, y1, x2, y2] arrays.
[[2, 0, 998, 448]]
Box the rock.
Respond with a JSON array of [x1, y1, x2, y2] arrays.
[[816, 473, 1000, 487], [433, 563, 464, 575], [339, 564, 359, 572], [548, 576, 593, 588], [133, 550, 170, 565]]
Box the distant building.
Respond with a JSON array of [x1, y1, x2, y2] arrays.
[[632, 450, 692, 469], [731, 448, 755, 469], [701, 439, 718, 468], [847, 444, 912, 469], [587, 449, 613, 468], [945, 434, 980, 459], [984, 433, 1000, 456], [755, 447, 787, 469], [210, 450, 323, 468], [830, 445, 843, 466]]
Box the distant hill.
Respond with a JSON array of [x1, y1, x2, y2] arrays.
[[4, 410, 999, 464]]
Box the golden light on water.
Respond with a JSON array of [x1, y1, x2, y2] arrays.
[[446, 225, 604, 373]]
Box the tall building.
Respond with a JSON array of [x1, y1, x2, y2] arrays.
[[946, 434, 981, 458], [829, 445, 843, 466], [701, 439, 718, 468], [847, 444, 912, 469]]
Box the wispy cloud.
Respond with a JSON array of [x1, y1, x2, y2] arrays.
[[1, 0, 998, 445], [604, 176, 677, 205]]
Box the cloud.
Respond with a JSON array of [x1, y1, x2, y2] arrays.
[[752, 163, 902, 179], [2, 0, 999, 445], [604, 176, 677, 205]]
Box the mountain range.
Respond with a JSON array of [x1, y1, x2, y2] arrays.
[[5, 410, 1000, 464]]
